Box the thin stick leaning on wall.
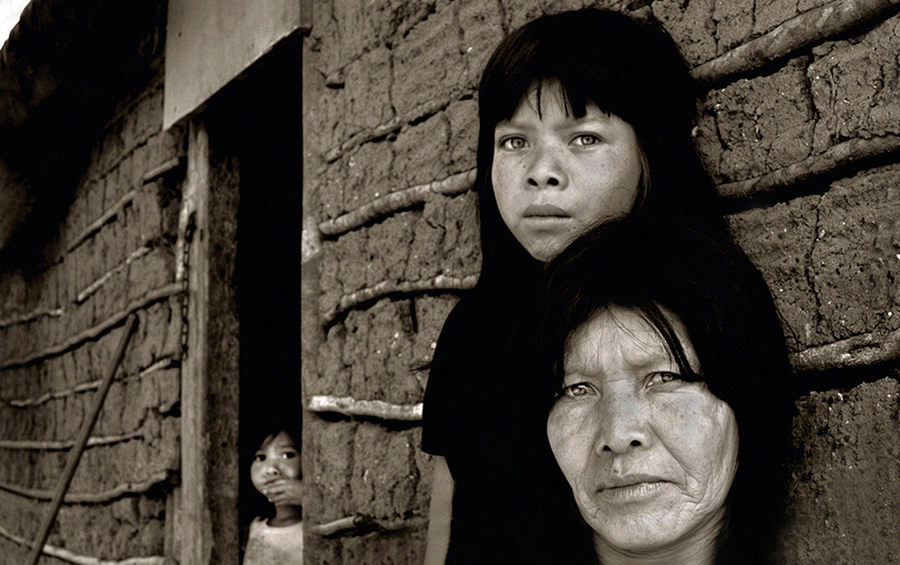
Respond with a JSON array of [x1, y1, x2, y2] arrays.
[[25, 314, 138, 565]]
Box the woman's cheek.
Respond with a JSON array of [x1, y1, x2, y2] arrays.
[[547, 405, 586, 476]]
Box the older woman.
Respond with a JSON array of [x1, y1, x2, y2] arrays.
[[538, 215, 794, 564]]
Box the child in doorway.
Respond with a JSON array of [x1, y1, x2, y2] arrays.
[[421, 7, 732, 564], [243, 423, 304, 565]]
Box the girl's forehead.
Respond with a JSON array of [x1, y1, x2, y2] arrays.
[[261, 430, 296, 449], [514, 81, 575, 117]]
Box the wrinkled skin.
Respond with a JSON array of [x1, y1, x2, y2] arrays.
[[547, 306, 738, 564]]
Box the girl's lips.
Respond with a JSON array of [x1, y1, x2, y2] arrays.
[[522, 204, 570, 217]]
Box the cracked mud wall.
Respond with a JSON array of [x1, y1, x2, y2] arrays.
[[303, 0, 900, 562], [0, 19, 184, 565]]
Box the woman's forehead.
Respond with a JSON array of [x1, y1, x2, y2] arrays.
[[565, 306, 696, 371]]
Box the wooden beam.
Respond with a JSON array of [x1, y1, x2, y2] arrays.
[[177, 120, 214, 564]]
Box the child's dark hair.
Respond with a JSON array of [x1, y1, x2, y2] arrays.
[[538, 214, 794, 563], [243, 416, 303, 521], [473, 8, 725, 293], [250, 417, 302, 453]]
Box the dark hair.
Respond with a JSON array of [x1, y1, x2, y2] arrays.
[[474, 8, 725, 294], [242, 416, 303, 521], [538, 214, 793, 563]]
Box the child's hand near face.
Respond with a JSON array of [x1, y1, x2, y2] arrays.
[[250, 430, 302, 526], [259, 476, 303, 507]]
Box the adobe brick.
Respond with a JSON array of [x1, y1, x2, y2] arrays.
[[712, 0, 754, 54], [784, 376, 900, 563], [125, 246, 173, 303], [122, 378, 145, 432], [139, 366, 159, 411], [156, 368, 179, 414], [652, 0, 717, 67], [391, 5, 465, 117], [314, 326, 351, 398], [306, 418, 354, 515], [728, 195, 820, 351], [390, 113, 451, 188], [753, 0, 803, 37], [342, 139, 396, 213], [156, 415, 179, 470], [350, 425, 424, 516], [342, 301, 421, 404], [459, 0, 505, 89], [809, 13, 900, 153], [810, 164, 900, 341], [343, 46, 394, 131], [305, 98, 338, 161], [445, 98, 477, 172], [699, 58, 814, 183]]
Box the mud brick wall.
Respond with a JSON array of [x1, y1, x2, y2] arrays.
[[302, 0, 900, 562], [0, 46, 184, 565]]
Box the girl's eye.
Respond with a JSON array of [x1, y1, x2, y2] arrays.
[[572, 134, 601, 147], [499, 136, 528, 150], [254, 454, 266, 462], [559, 382, 597, 399], [281, 450, 298, 459]]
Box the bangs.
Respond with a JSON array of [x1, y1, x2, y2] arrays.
[[477, 17, 625, 129], [479, 51, 614, 129], [559, 302, 701, 386]]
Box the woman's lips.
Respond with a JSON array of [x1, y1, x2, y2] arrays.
[[597, 475, 669, 503]]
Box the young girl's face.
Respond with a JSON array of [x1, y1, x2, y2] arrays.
[[492, 82, 644, 261], [250, 431, 301, 494]]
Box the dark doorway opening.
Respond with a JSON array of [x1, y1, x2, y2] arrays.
[[209, 33, 303, 548]]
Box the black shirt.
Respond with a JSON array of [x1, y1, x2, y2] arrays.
[[422, 291, 594, 564]]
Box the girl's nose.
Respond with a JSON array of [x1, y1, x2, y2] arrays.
[[263, 462, 282, 476], [593, 393, 650, 455], [526, 145, 567, 190]]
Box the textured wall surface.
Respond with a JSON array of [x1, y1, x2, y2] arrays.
[[303, 0, 900, 562], [0, 13, 185, 563]]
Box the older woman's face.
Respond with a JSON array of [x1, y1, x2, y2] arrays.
[[547, 306, 739, 553]]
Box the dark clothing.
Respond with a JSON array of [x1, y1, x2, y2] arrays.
[[422, 289, 595, 564]]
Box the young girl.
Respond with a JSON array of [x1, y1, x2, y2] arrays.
[[243, 424, 304, 564], [422, 8, 730, 564]]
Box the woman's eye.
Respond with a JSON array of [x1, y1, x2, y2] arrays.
[[572, 134, 601, 147], [560, 382, 596, 398], [647, 372, 682, 388], [499, 136, 528, 150]]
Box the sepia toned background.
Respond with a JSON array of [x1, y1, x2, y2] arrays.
[[302, 0, 900, 563], [0, 0, 897, 563]]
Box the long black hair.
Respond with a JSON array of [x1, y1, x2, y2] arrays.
[[538, 214, 794, 563], [473, 8, 726, 296]]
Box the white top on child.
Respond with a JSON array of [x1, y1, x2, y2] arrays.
[[243, 517, 303, 564]]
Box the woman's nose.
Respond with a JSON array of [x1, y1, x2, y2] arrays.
[[594, 393, 650, 455], [526, 145, 567, 190]]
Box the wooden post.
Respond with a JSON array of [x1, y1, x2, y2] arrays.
[[176, 118, 241, 565], [178, 119, 213, 564]]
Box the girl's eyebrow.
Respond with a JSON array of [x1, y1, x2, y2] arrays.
[[496, 113, 614, 132], [494, 119, 535, 131]]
